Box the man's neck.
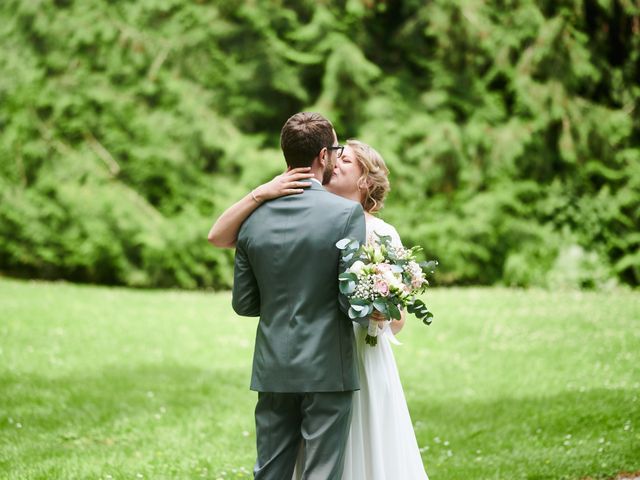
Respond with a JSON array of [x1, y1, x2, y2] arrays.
[[309, 167, 325, 184]]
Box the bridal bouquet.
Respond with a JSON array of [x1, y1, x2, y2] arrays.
[[336, 234, 437, 346]]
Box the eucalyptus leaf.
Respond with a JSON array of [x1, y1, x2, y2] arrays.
[[374, 233, 392, 244], [350, 298, 369, 306], [347, 239, 360, 251], [339, 281, 356, 295], [373, 300, 388, 315], [339, 272, 358, 282], [420, 261, 438, 273], [336, 238, 351, 249], [388, 302, 401, 320]]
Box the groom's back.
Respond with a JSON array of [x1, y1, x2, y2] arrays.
[[232, 183, 365, 393]]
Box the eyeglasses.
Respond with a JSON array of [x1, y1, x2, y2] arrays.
[[327, 145, 344, 158]]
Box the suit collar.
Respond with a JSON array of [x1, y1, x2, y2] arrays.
[[308, 178, 325, 191]]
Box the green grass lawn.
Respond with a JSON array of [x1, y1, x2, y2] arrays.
[[0, 277, 638, 479]]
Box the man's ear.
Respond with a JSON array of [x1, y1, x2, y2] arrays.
[[318, 147, 327, 167]]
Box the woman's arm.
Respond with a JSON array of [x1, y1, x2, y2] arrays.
[[207, 167, 314, 248], [390, 309, 406, 335]]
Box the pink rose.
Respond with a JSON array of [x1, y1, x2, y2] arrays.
[[374, 279, 390, 297], [376, 263, 392, 274]]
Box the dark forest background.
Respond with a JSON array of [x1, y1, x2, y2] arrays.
[[1, 0, 638, 290]]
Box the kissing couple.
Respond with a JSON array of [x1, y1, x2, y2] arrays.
[[208, 112, 429, 479]]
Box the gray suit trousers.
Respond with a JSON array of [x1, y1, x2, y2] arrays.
[[254, 391, 353, 480]]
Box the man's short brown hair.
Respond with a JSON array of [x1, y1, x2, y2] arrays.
[[280, 112, 335, 168]]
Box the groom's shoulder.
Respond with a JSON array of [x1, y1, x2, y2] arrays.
[[236, 202, 268, 239], [315, 192, 364, 226], [317, 190, 362, 212]]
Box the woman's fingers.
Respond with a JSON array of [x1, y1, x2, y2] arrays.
[[370, 311, 388, 322], [279, 181, 311, 189], [259, 168, 312, 199], [283, 168, 314, 180], [287, 167, 312, 174], [285, 173, 315, 182]]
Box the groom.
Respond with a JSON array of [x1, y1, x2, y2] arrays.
[[232, 112, 366, 479]]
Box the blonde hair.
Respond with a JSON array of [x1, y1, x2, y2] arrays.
[[347, 139, 390, 213]]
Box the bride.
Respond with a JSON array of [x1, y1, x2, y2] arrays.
[[208, 139, 429, 480]]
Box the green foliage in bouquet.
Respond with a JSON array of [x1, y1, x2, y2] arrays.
[[337, 234, 437, 345]]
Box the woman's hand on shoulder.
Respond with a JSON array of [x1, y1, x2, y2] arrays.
[[253, 167, 314, 202]]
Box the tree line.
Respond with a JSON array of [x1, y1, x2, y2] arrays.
[[0, 0, 638, 289]]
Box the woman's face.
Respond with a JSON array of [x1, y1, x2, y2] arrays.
[[326, 145, 364, 202]]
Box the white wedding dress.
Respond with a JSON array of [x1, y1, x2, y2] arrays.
[[294, 216, 429, 480]]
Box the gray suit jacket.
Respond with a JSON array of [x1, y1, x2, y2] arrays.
[[232, 181, 366, 392]]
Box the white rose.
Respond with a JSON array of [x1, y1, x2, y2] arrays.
[[349, 261, 366, 275], [383, 270, 403, 288]]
